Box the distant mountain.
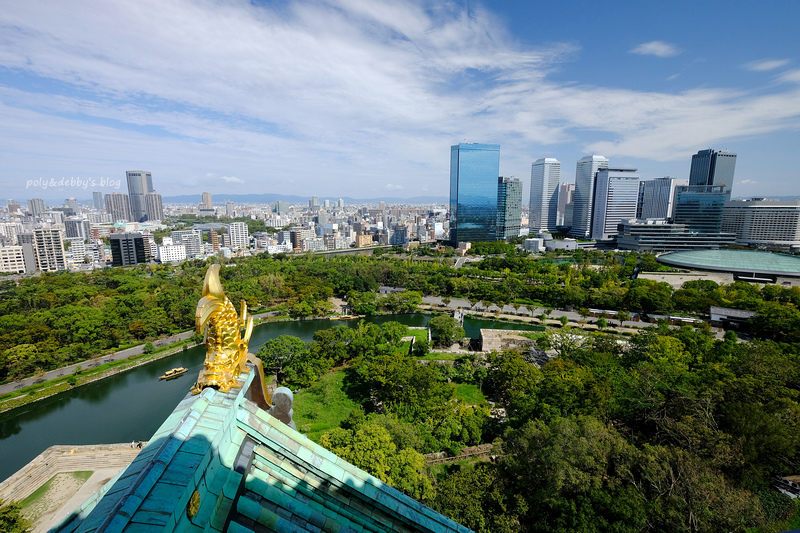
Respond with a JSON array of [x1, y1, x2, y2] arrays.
[[160, 193, 448, 205]]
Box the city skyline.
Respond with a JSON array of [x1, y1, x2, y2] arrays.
[[1, 1, 799, 201]]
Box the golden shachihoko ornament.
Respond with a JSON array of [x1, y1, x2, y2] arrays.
[[191, 264, 253, 394]]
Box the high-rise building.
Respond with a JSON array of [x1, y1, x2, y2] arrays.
[[449, 143, 501, 243], [689, 149, 737, 188], [722, 198, 800, 251], [590, 167, 640, 241], [228, 222, 249, 249], [338, 198, 344, 208], [7, 200, 21, 214], [556, 183, 575, 227], [33, 228, 67, 272], [226, 201, 235, 218], [27, 198, 46, 218], [126, 170, 154, 222], [105, 193, 132, 222], [636, 177, 686, 219], [497, 176, 522, 240], [673, 185, 731, 233], [529, 158, 561, 232], [93, 191, 104, 211], [110, 232, 147, 266], [201, 192, 213, 209], [570, 155, 609, 238], [309, 196, 319, 209], [0, 244, 36, 274], [144, 192, 164, 221]]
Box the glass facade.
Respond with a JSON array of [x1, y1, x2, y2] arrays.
[[673, 185, 731, 233], [449, 143, 500, 243], [496, 176, 522, 240], [689, 149, 736, 187]]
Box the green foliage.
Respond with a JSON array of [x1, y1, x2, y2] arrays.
[[0, 500, 30, 533], [319, 422, 433, 501], [428, 315, 465, 347]]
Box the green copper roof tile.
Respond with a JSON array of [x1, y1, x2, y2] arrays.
[[210, 492, 234, 532], [226, 520, 256, 533], [319, 459, 346, 483], [236, 495, 262, 522]]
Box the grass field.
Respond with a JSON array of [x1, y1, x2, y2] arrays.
[[453, 383, 487, 405], [21, 471, 93, 524], [293, 371, 361, 443]]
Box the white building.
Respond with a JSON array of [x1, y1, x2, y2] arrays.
[[158, 243, 187, 263], [591, 167, 640, 241], [637, 177, 686, 219], [722, 198, 800, 251], [529, 158, 561, 232], [570, 155, 609, 238], [33, 228, 67, 272], [171, 229, 203, 257], [228, 222, 249, 249], [0, 245, 35, 273]]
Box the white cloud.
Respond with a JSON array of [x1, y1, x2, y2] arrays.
[[743, 59, 790, 72], [629, 41, 680, 58], [0, 1, 798, 198], [738, 179, 757, 184]]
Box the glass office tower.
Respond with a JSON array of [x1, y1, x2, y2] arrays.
[[673, 185, 731, 233], [496, 176, 522, 241], [689, 149, 737, 187], [126, 170, 154, 223], [449, 143, 500, 243]]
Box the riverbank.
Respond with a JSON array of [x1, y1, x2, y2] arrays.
[[0, 340, 201, 414]]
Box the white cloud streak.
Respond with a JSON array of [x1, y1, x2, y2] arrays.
[[629, 41, 680, 58], [0, 1, 798, 198], [743, 59, 790, 72]]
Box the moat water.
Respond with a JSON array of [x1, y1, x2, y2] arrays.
[[0, 313, 542, 481]]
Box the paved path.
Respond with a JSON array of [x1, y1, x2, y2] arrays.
[[419, 297, 728, 339]]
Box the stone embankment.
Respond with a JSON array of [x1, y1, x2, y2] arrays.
[[0, 443, 140, 503]]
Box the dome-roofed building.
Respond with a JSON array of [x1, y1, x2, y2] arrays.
[[657, 249, 800, 282]]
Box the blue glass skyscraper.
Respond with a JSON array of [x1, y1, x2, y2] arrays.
[[449, 143, 500, 243]]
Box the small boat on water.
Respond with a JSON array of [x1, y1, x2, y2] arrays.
[[159, 367, 188, 380]]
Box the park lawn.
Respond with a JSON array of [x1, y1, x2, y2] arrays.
[[453, 383, 487, 405], [406, 328, 429, 343], [293, 371, 360, 443]]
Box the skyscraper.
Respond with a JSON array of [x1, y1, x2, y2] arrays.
[[496, 176, 522, 241], [636, 177, 686, 219], [529, 158, 561, 232], [449, 143, 501, 243], [201, 192, 213, 209], [673, 185, 731, 233], [126, 170, 154, 222], [570, 155, 609, 238], [590, 167, 640, 241], [105, 193, 132, 222], [689, 149, 737, 188]]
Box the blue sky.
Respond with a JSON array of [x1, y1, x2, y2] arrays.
[[1, 0, 799, 202]]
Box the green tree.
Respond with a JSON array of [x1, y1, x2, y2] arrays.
[[319, 423, 433, 501], [428, 315, 465, 347], [0, 500, 30, 533]]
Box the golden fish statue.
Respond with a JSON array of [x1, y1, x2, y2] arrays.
[[191, 264, 254, 394]]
